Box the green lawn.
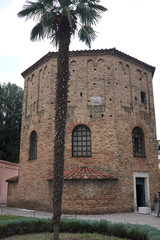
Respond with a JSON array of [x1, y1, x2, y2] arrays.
[[0, 215, 25, 221], [5, 232, 130, 240]]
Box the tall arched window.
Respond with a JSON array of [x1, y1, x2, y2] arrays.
[[72, 125, 91, 157], [132, 127, 145, 157], [29, 131, 37, 160]]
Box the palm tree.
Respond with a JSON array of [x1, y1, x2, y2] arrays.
[[18, 1, 107, 239]]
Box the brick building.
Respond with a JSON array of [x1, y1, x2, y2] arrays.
[[0, 160, 19, 204], [7, 48, 160, 214]]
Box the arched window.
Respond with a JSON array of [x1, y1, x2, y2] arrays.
[[72, 125, 91, 157], [132, 127, 145, 157], [29, 131, 37, 160]]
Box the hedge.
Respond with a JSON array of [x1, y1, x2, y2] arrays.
[[0, 217, 160, 240]]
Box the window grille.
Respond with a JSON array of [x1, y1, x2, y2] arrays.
[[72, 125, 91, 157], [132, 127, 145, 157], [29, 131, 37, 160], [141, 92, 146, 104]]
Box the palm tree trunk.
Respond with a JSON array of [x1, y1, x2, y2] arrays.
[[53, 16, 71, 240]]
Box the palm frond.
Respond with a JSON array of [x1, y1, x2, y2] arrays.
[[65, 7, 73, 27], [30, 22, 44, 41], [58, 0, 72, 8], [76, 1, 106, 26], [18, 0, 106, 48], [41, 10, 54, 26], [17, 0, 45, 21], [88, 3, 107, 13], [41, 0, 55, 5], [49, 33, 59, 47], [78, 25, 97, 48]]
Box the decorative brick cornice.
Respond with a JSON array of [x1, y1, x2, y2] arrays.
[[21, 48, 155, 78]]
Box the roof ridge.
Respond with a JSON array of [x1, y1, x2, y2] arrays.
[[22, 48, 155, 78]]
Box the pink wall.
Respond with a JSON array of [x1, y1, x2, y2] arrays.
[[0, 160, 19, 204]]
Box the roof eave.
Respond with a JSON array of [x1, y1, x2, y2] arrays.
[[21, 48, 155, 78]]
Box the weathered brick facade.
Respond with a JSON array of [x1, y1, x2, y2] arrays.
[[7, 48, 160, 214]]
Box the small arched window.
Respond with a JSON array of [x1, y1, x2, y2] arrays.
[[29, 131, 37, 160], [72, 125, 91, 157], [132, 127, 145, 157]]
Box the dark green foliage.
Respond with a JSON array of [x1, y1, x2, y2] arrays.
[[60, 219, 150, 240], [1, 217, 160, 240], [0, 218, 52, 238], [147, 226, 160, 240], [0, 82, 23, 163], [60, 218, 159, 240], [17, 0, 107, 48]]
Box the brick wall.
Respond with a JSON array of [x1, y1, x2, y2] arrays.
[[7, 49, 160, 213]]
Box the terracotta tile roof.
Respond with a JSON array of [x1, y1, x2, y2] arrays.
[[48, 167, 118, 180], [6, 176, 19, 182]]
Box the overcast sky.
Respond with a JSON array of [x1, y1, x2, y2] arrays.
[[0, 0, 160, 139]]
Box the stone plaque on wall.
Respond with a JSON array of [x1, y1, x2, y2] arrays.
[[90, 96, 102, 106]]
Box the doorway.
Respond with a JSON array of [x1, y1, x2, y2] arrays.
[[136, 178, 145, 210], [133, 172, 150, 212]]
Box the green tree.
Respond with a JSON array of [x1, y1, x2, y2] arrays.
[[0, 83, 23, 163], [17, 1, 107, 239]]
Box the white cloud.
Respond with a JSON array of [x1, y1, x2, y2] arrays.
[[0, 72, 11, 84]]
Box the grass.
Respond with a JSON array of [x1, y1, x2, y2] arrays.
[[0, 215, 26, 221], [4, 232, 130, 240]]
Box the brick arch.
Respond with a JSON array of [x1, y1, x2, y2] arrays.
[[136, 69, 142, 80], [29, 130, 37, 160], [70, 60, 77, 73], [44, 65, 47, 70], [97, 58, 104, 64], [97, 59, 104, 74], [72, 123, 90, 133], [143, 72, 148, 80], [31, 74, 34, 82], [87, 59, 94, 67], [125, 64, 130, 75], [43, 65, 47, 75], [68, 120, 93, 133], [129, 122, 147, 136], [118, 61, 124, 71], [70, 60, 77, 66]]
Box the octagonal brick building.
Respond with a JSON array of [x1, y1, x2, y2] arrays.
[[7, 48, 160, 214]]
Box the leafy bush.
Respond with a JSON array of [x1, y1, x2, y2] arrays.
[[0, 218, 52, 239], [0, 217, 160, 240], [60, 218, 160, 240]]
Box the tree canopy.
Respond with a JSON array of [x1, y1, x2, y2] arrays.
[[0, 83, 23, 163], [17, 0, 107, 48]]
